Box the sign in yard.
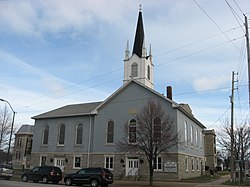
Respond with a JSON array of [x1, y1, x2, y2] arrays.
[[164, 161, 177, 172]]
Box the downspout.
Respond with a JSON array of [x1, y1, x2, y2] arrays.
[[87, 114, 92, 167]]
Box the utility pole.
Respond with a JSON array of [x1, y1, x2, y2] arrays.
[[245, 15, 250, 107], [230, 71, 237, 181]]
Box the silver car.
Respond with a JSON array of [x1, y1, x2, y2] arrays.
[[0, 163, 14, 180]]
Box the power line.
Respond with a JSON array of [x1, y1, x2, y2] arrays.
[[193, 0, 243, 54]]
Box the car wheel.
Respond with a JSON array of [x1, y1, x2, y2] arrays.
[[21, 175, 28, 182], [90, 179, 99, 187], [65, 178, 73, 186], [42, 176, 49, 184]]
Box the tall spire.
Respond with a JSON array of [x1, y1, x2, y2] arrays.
[[132, 5, 145, 58], [125, 39, 130, 60]]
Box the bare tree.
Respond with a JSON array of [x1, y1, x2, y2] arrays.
[[217, 120, 250, 180], [118, 99, 179, 186], [0, 105, 12, 152]]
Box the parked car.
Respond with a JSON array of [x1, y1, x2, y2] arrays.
[[0, 163, 14, 180], [21, 165, 62, 184], [64, 167, 113, 187]]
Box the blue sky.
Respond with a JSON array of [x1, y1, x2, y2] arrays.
[[0, 0, 249, 132]]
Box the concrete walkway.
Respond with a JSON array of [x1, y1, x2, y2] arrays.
[[112, 175, 239, 187]]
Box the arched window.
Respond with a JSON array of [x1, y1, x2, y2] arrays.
[[76, 123, 83, 145], [153, 117, 161, 142], [42, 125, 49, 145], [58, 124, 65, 145], [147, 65, 150, 80], [131, 63, 138, 77], [129, 119, 136, 143], [106, 120, 114, 144]]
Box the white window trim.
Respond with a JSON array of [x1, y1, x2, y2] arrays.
[[73, 155, 82, 169], [75, 123, 84, 145], [104, 155, 114, 170], [154, 156, 162, 171]]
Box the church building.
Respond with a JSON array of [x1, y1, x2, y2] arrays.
[[30, 8, 207, 180]]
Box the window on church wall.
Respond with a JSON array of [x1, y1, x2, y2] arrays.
[[41, 156, 46, 166], [147, 65, 150, 80], [185, 157, 189, 172], [128, 119, 136, 143], [74, 156, 81, 168], [195, 128, 198, 149], [200, 131, 203, 150], [106, 120, 114, 144], [154, 156, 162, 171], [190, 125, 194, 147], [42, 125, 49, 145], [58, 124, 65, 145], [105, 156, 114, 170], [184, 121, 188, 146], [15, 151, 18, 159], [131, 63, 138, 77], [76, 123, 83, 145], [153, 117, 161, 143], [191, 158, 194, 171]]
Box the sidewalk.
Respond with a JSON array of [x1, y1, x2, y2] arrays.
[[112, 175, 239, 187], [195, 175, 233, 187]]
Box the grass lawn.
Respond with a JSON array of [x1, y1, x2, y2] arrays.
[[181, 174, 220, 183]]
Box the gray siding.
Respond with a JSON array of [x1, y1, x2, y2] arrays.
[[32, 116, 91, 153], [92, 82, 177, 152]]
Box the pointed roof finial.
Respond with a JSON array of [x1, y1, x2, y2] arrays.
[[132, 5, 145, 58], [139, 4, 142, 12]]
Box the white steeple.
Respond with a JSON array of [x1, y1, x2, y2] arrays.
[[123, 6, 154, 89]]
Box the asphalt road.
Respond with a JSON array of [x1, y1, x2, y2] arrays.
[[0, 175, 238, 187]]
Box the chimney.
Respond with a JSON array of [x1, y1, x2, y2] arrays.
[[167, 86, 172, 100]]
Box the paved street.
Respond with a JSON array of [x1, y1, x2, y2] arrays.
[[0, 174, 240, 187]]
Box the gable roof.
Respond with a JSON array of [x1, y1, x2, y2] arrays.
[[94, 80, 206, 129], [32, 101, 102, 119], [31, 80, 205, 129]]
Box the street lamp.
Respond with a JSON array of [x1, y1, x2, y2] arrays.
[[0, 99, 16, 163]]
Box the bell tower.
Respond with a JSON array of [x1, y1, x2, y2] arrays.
[[123, 5, 154, 89]]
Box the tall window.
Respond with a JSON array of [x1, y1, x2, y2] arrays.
[[129, 119, 136, 143], [195, 128, 198, 148], [190, 125, 193, 146], [74, 156, 81, 168], [105, 156, 114, 170], [153, 117, 161, 142], [131, 63, 138, 77], [76, 123, 83, 145], [147, 65, 150, 80], [58, 124, 65, 145], [185, 157, 188, 172], [200, 131, 203, 150], [106, 121, 114, 144], [42, 125, 49, 145], [154, 156, 162, 170], [20, 138, 22, 147], [184, 121, 188, 146], [41, 156, 46, 166], [192, 158, 194, 171]]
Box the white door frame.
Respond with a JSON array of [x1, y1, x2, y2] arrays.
[[126, 157, 139, 176]]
